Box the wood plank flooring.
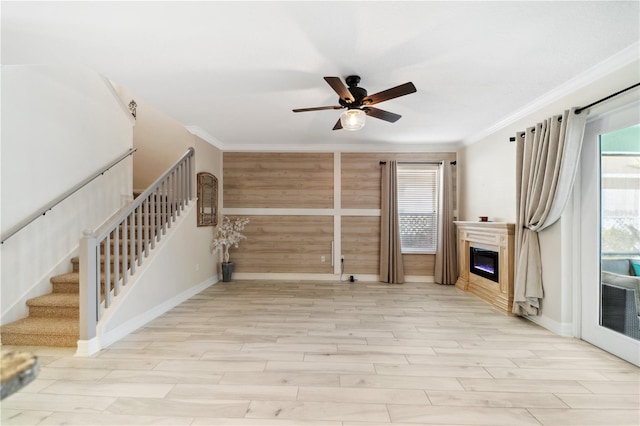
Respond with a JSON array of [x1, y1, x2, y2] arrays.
[[2, 280, 639, 425]]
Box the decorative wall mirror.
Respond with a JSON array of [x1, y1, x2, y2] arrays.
[[197, 172, 218, 227]]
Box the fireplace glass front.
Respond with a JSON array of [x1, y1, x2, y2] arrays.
[[469, 247, 499, 283]]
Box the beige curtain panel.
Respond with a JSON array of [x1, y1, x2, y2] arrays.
[[380, 161, 404, 284], [434, 161, 458, 285], [513, 108, 587, 315]]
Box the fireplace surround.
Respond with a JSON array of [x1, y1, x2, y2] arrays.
[[454, 221, 515, 315]]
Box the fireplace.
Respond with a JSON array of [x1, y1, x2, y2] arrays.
[[455, 222, 514, 315], [469, 247, 499, 283]]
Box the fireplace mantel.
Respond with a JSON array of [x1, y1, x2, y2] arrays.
[[454, 221, 515, 315]]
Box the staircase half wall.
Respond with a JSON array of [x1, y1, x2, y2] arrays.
[[83, 201, 219, 354]]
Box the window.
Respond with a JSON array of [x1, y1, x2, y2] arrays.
[[600, 124, 640, 256], [396, 163, 439, 253]]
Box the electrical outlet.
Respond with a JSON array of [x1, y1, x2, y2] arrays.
[[321, 255, 325, 263], [195, 263, 200, 271]]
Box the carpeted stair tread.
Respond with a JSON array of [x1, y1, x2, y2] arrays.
[[50, 272, 79, 284], [71, 255, 136, 273], [0, 317, 78, 347], [27, 293, 79, 308], [26, 293, 79, 319], [50, 271, 120, 284]]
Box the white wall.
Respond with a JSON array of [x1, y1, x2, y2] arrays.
[[1, 65, 134, 324], [458, 55, 640, 334]]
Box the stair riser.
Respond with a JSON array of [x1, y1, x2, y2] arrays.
[[52, 282, 79, 294], [101, 240, 155, 255], [29, 306, 78, 319], [116, 225, 162, 239], [72, 257, 137, 273], [52, 284, 117, 295], [1, 332, 77, 347]]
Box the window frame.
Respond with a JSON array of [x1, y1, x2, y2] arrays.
[[395, 163, 439, 254]]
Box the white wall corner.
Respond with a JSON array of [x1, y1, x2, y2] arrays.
[[102, 76, 137, 125], [185, 125, 225, 150]]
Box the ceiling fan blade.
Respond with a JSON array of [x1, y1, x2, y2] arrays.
[[363, 82, 416, 105], [332, 119, 343, 130], [293, 106, 342, 112], [324, 77, 355, 103], [364, 107, 402, 123]]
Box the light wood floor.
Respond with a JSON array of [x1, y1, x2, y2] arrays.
[[2, 280, 639, 425]]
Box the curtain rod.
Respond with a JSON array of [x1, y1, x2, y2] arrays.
[[509, 82, 639, 142], [575, 82, 640, 115], [379, 161, 456, 165]]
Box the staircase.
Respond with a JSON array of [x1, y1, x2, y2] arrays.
[[1, 147, 194, 351], [0, 239, 132, 347]]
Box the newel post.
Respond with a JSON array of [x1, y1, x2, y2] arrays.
[[79, 229, 98, 342]]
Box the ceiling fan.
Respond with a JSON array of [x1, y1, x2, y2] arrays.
[[293, 75, 417, 131]]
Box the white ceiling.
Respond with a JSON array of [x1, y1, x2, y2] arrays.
[[2, 1, 639, 152]]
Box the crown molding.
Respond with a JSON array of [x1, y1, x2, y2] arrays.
[[463, 41, 640, 146], [220, 141, 463, 153], [185, 125, 225, 150]]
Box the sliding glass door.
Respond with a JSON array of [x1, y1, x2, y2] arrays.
[[579, 100, 640, 366]]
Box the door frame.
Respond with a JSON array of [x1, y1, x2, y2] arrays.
[[574, 99, 640, 366]]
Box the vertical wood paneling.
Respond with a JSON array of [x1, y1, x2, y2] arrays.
[[341, 216, 380, 274], [223, 153, 334, 208], [232, 215, 334, 273]]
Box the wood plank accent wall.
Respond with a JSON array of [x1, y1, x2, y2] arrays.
[[404, 254, 434, 276], [223, 151, 456, 279], [341, 216, 380, 274], [223, 152, 334, 208], [341, 152, 456, 209], [231, 215, 334, 273], [340, 217, 434, 276]]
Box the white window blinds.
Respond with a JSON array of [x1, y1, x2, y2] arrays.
[[396, 163, 439, 253]]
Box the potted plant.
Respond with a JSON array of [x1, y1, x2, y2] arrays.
[[211, 216, 250, 282]]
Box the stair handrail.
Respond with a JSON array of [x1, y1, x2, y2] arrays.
[[0, 147, 137, 245], [79, 147, 194, 349]]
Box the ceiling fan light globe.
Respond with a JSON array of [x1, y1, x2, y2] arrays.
[[340, 109, 366, 131]]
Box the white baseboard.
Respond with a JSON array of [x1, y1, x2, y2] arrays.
[[405, 275, 434, 283], [525, 314, 575, 337], [233, 272, 349, 281], [95, 276, 218, 352], [232, 272, 433, 283], [75, 337, 100, 357]]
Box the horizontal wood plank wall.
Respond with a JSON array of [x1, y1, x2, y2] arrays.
[[341, 152, 457, 209], [341, 218, 435, 276], [222, 151, 456, 278], [341, 216, 380, 274], [404, 254, 434, 276], [231, 215, 334, 273], [223, 152, 334, 208]]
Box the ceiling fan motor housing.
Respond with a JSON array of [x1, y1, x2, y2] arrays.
[[340, 75, 367, 109]]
